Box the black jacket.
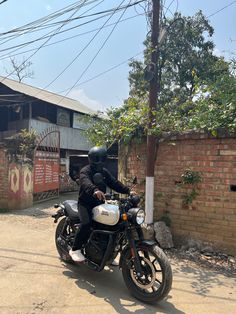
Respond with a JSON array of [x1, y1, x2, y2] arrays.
[[78, 165, 130, 208]]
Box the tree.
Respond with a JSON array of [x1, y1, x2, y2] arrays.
[[86, 11, 236, 147], [186, 58, 236, 133], [129, 11, 219, 105], [5, 57, 34, 82]]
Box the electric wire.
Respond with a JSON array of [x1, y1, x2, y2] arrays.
[[0, 13, 145, 61], [0, 0, 136, 106], [0, 0, 146, 84], [1, 0, 235, 108], [0, 0, 95, 39], [0, 51, 143, 106], [56, 0, 132, 104], [207, 1, 236, 18], [64, 51, 143, 88], [0, 9, 114, 56], [0, 0, 105, 83], [70, 0, 236, 92], [0, 0, 144, 41], [37, 0, 128, 94], [0, 3, 143, 55], [0, 0, 7, 5]]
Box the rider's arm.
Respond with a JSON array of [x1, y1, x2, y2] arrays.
[[79, 167, 99, 196], [103, 168, 130, 194]]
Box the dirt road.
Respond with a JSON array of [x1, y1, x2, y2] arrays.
[[0, 193, 235, 313]]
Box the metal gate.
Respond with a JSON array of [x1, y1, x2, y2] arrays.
[[33, 127, 60, 202]]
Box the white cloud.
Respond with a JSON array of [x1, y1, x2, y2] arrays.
[[213, 48, 223, 57], [67, 88, 105, 112]]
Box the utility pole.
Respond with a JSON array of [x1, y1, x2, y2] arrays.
[[145, 0, 160, 224]]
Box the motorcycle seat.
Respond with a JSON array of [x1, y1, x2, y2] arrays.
[[63, 200, 80, 219]]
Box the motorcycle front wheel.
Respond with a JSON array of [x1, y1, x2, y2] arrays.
[[121, 244, 172, 303]]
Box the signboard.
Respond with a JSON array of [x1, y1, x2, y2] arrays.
[[34, 151, 59, 193]]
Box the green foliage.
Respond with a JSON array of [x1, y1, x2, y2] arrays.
[[129, 11, 217, 105], [182, 189, 199, 206], [179, 169, 202, 206], [5, 129, 37, 162], [86, 99, 149, 147], [186, 59, 236, 133], [181, 169, 202, 185], [86, 12, 236, 147]]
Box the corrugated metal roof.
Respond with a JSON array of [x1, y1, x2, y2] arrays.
[[0, 76, 97, 115]]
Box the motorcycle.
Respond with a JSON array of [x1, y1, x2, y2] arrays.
[[52, 187, 172, 303]]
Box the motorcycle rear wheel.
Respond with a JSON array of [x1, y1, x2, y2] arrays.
[[121, 244, 172, 303], [55, 217, 72, 262]]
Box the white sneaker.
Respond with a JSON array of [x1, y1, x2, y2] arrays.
[[111, 259, 119, 266], [69, 249, 85, 262]]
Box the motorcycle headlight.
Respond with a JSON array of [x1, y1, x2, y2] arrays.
[[136, 209, 145, 225], [127, 208, 145, 225]]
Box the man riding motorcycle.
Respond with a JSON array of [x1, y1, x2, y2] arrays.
[[69, 146, 135, 262]]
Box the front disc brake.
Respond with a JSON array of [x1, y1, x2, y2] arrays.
[[130, 257, 156, 289]]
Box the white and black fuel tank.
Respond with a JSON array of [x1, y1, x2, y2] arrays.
[[92, 203, 120, 226]]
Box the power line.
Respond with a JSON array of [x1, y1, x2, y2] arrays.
[[1, 51, 143, 107], [0, 0, 90, 45], [0, 0, 144, 41], [37, 0, 128, 94], [1, 2, 142, 106], [0, 0, 93, 39], [56, 0, 131, 105], [65, 52, 143, 88], [0, 0, 104, 83], [0, 10, 114, 57], [0, 13, 144, 61], [0, 0, 145, 60], [207, 1, 236, 18], [0, 0, 7, 5], [0, 3, 138, 55]]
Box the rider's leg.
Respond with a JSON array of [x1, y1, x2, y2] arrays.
[[69, 204, 92, 262]]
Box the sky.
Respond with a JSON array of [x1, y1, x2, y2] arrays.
[[0, 0, 235, 111]]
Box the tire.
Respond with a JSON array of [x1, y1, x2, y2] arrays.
[[121, 244, 172, 303], [55, 217, 72, 262]]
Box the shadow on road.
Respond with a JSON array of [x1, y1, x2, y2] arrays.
[[173, 260, 236, 295], [62, 263, 185, 314]]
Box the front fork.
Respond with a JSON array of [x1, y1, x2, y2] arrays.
[[126, 226, 144, 277]]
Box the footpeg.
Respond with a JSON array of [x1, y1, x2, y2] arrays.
[[85, 260, 99, 271]]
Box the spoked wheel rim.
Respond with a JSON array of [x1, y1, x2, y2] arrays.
[[129, 249, 163, 294]]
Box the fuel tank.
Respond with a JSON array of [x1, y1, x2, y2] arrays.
[[92, 203, 120, 225]]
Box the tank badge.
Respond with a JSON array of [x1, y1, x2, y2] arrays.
[[101, 210, 109, 216]]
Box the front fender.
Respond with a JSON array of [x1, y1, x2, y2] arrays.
[[119, 239, 158, 268]]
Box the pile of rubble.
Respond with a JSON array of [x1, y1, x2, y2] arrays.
[[144, 222, 236, 276], [166, 240, 236, 277]]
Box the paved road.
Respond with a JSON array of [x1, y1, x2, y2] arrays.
[[0, 193, 235, 314]]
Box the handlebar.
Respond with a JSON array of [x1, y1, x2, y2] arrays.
[[105, 193, 140, 208]]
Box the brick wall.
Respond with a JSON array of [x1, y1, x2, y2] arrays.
[[119, 132, 236, 255], [0, 145, 9, 209]]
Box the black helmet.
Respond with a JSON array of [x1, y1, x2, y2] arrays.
[[88, 146, 107, 172]]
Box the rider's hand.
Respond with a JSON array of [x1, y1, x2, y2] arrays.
[[130, 190, 137, 196], [93, 190, 105, 201]]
